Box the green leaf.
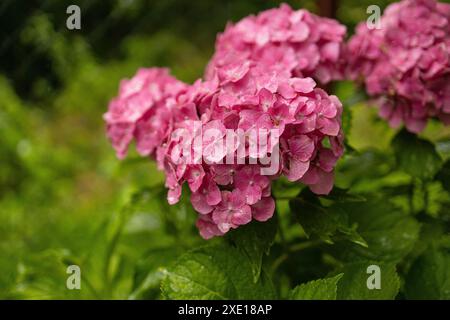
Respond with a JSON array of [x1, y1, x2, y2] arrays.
[[334, 197, 421, 262], [11, 249, 87, 299], [405, 248, 450, 299], [289, 190, 367, 247], [436, 140, 450, 159], [322, 187, 366, 203], [392, 129, 442, 180], [290, 274, 344, 300], [290, 197, 334, 243], [123, 185, 200, 245], [129, 247, 184, 300], [228, 216, 278, 283], [335, 150, 395, 192], [161, 244, 277, 300], [336, 261, 400, 300]]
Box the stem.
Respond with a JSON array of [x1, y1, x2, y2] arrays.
[[103, 205, 128, 296], [277, 218, 287, 249], [318, 0, 339, 18], [274, 202, 288, 250]]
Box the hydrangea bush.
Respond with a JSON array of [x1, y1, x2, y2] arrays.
[[102, 1, 450, 301]]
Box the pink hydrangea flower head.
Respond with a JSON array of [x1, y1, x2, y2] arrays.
[[206, 3, 347, 85], [156, 60, 344, 238], [346, 0, 450, 133]]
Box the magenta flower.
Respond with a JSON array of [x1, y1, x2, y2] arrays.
[[299, 147, 339, 195], [190, 174, 221, 214], [251, 197, 276, 222], [346, 0, 450, 133], [196, 214, 224, 239], [163, 159, 182, 205], [183, 164, 205, 193], [300, 165, 335, 195], [206, 3, 347, 85], [286, 135, 315, 181], [234, 166, 271, 205], [211, 164, 240, 186], [104, 68, 187, 158], [212, 190, 252, 233]]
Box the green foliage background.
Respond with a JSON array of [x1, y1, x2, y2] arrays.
[[0, 0, 449, 299]]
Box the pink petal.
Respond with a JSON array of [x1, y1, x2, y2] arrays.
[[308, 169, 334, 195], [318, 117, 340, 136], [287, 158, 310, 181], [231, 205, 252, 226], [289, 77, 316, 93], [252, 197, 275, 222]]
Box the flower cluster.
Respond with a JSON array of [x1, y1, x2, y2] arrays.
[[347, 0, 450, 133], [104, 68, 188, 159], [206, 3, 347, 85], [105, 6, 345, 239]]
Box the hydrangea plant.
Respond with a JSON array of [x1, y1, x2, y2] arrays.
[[105, 4, 345, 239], [102, 1, 450, 301]]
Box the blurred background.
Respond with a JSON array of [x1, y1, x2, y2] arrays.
[[1, 0, 449, 299]]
